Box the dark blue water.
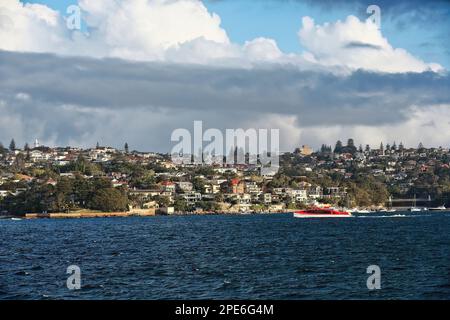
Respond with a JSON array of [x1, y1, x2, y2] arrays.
[[1, 212, 449, 300]]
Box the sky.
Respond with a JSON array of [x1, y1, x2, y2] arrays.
[[0, 0, 449, 152]]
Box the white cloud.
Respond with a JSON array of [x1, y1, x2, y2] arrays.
[[76, 0, 230, 60], [0, 0, 65, 53], [0, 0, 443, 73], [244, 113, 303, 152], [298, 104, 450, 149], [298, 15, 443, 73], [166, 37, 286, 66], [165, 37, 241, 65], [243, 38, 283, 61], [0, 0, 230, 61], [15, 92, 31, 101]]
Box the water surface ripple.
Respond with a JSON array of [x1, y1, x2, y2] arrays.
[[1, 212, 449, 299]]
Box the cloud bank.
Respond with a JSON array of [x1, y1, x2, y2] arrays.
[[0, 51, 449, 151], [0, 0, 449, 151], [0, 0, 443, 72]]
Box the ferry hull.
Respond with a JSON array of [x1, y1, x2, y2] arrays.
[[293, 213, 352, 218]]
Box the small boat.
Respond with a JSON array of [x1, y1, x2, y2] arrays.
[[386, 209, 397, 212], [409, 195, 421, 212], [355, 209, 370, 213], [429, 205, 446, 211], [293, 207, 352, 218], [11, 217, 22, 221]]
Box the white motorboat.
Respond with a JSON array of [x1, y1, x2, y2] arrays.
[[429, 205, 447, 211]]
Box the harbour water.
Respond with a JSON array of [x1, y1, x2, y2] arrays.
[[1, 212, 449, 299]]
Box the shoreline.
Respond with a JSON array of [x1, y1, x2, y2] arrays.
[[17, 210, 290, 219], [3, 208, 433, 220]]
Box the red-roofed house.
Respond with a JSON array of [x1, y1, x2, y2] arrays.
[[161, 181, 176, 193], [222, 178, 245, 194]]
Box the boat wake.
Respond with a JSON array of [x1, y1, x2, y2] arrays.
[[356, 214, 413, 218]]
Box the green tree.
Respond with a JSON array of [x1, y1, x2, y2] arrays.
[[74, 155, 87, 173], [370, 182, 389, 205], [0, 142, 7, 156], [174, 197, 189, 212], [92, 177, 113, 189], [192, 176, 206, 192], [72, 174, 92, 207], [24, 143, 31, 161], [214, 193, 224, 203], [90, 188, 128, 212], [418, 142, 424, 152], [347, 138, 355, 148], [9, 139, 16, 151], [334, 140, 343, 153], [155, 195, 171, 207], [13, 153, 25, 170]]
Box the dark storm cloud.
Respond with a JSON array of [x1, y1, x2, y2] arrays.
[[344, 41, 382, 50], [0, 50, 449, 150], [1, 50, 449, 124]]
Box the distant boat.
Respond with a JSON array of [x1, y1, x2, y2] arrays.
[[386, 209, 397, 212], [430, 205, 447, 211], [11, 217, 22, 221], [355, 209, 371, 214], [409, 194, 421, 212]]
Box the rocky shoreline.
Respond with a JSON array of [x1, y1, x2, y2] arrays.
[[17, 210, 290, 219]]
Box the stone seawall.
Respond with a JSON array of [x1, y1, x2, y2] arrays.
[[25, 209, 156, 219]]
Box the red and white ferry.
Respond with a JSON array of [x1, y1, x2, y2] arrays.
[[293, 207, 352, 218]]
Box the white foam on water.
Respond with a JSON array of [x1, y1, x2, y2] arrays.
[[356, 214, 417, 218]]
